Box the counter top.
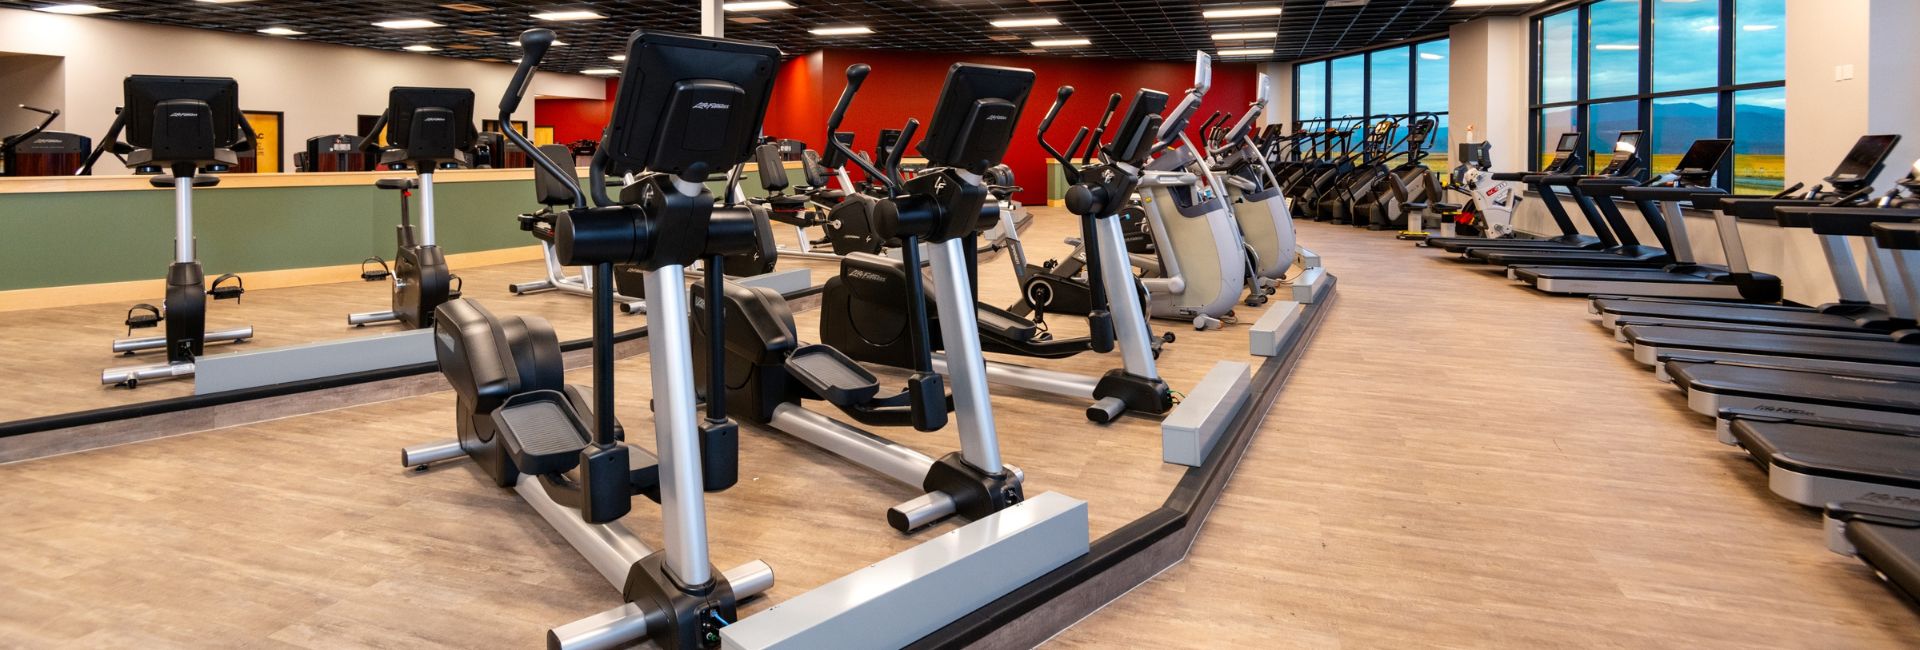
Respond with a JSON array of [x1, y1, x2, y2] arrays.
[[0, 160, 808, 194]]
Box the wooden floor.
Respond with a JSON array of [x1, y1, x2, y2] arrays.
[[0, 206, 1274, 647], [1, 211, 1912, 648], [1050, 220, 1920, 649]]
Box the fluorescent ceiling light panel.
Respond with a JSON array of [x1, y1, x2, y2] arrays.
[[532, 10, 604, 21], [404, 44, 440, 52], [33, 4, 117, 14], [1452, 0, 1542, 6], [1202, 6, 1283, 19], [1211, 30, 1277, 40], [810, 26, 873, 36], [609, 54, 627, 61], [725, 1, 794, 11], [259, 26, 305, 36], [1217, 48, 1274, 57], [991, 17, 1059, 28], [583, 68, 620, 75], [374, 19, 444, 29], [1032, 38, 1091, 47]]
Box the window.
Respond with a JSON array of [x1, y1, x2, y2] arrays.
[[1531, 0, 1786, 190], [1293, 37, 1451, 172]]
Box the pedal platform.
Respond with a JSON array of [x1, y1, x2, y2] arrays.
[[208, 273, 247, 301], [124, 304, 163, 332], [491, 390, 591, 476], [786, 345, 880, 406]]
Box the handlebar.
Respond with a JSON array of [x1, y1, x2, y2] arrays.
[[498, 29, 584, 209], [881, 117, 918, 185], [1084, 92, 1121, 165], [1037, 85, 1079, 176], [825, 64, 900, 193]]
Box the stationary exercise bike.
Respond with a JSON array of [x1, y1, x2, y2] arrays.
[[348, 87, 474, 329], [2, 104, 90, 177], [86, 75, 257, 387]]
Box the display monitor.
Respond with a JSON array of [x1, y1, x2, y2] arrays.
[[915, 63, 1034, 173], [1833, 134, 1902, 182], [384, 86, 477, 155], [1672, 138, 1733, 174], [602, 30, 781, 180], [1103, 89, 1170, 163], [123, 75, 240, 149], [1555, 132, 1580, 152]]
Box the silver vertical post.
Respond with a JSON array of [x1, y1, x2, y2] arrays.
[[418, 171, 437, 246], [1093, 214, 1160, 379], [643, 264, 711, 586], [927, 238, 1003, 475], [1875, 245, 1917, 320], [174, 176, 194, 263], [1661, 201, 1696, 265], [1711, 210, 1751, 273], [1818, 234, 1870, 303]]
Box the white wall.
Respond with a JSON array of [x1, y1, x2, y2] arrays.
[[1448, 17, 1528, 170], [1259, 62, 1292, 129], [0, 53, 64, 136], [0, 8, 604, 173]]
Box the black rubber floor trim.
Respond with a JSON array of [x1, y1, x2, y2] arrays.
[[0, 284, 823, 439], [910, 275, 1338, 649]]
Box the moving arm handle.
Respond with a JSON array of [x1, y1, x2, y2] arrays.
[[498, 29, 583, 209], [882, 118, 917, 184], [1084, 92, 1121, 165], [1063, 127, 1090, 164], [826, 64, 899, 193], [1037, 85, 1078, 176]]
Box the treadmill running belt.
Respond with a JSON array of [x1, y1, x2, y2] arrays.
[[1474, 250, 1665, 266], [1626, 325, 1920, 367], [1850, 522, 1920, 604], [1515, 267, 1718, 284], [1729, 420, 1920, 490], [1597, 301, 1869, 333], [1668, 362, 1920, 413]]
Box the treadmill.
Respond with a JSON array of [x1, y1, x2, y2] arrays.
[[1483, 138, 1732, 269], [1667, 359, 1920, 431], [1591, 135, 1906, 333], [1622, 215, 1920, 375], [1425, 132, 1593, 252], [1720, 411, 1920, 508], [1455, 132, 1646, 261], [1826, 501, 1920, 604]]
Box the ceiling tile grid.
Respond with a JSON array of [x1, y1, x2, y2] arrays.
[[0, 1, 1533, 73]]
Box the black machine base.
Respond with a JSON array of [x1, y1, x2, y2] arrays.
[[613, 553, 739, 650]]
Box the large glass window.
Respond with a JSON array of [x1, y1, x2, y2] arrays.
[[1532, 0, 1786, 190], [1329, 55, 1366, 118], [1653, 0, 1719, 92], [1294, 38, 1450, 174], [1732, 87, 1786, 194], [1297, 61, 1326, 121], [1539, 11, 1580, 104], [1586, 0, 1640, 99], [1735, 0, 1786, 85]]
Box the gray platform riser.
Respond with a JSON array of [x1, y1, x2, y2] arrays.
[[1769, 465, 1920, 509], [1692, 391, 1920, 430], [1535, 277, 1745, 299]]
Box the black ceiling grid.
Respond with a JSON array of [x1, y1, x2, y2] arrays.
[[0, 1, 1533, 72]]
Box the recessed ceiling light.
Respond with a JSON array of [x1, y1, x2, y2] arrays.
[[809, 26, 872, 36], [1217, 48, 1275, 57], [1202, 6, 1283, 19], [1211, 30, 1277, 40], [609, 54, 626, 61], [1595, 43, 1638, 51], [990, 17, 1059, 28], [582, 68, 620, 75], [724, 1, 794, 11], [258, 26, 305, 36], [532, 10, 603, 21], [404, 45, 440, 52], [32, 4, 117, 14], [374, 19, 444, 29], [1452, 0, 1543, 6], [1032, 38, 1091, 47]]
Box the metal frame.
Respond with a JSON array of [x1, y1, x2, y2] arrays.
[[1291, 35, 1451, 165], [1528, 0, 1787, 191]]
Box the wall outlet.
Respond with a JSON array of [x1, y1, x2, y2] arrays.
[[1835, 64, 1856, 81]]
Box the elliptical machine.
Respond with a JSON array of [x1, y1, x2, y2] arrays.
[[89, 76, 256, 388], [694, 61, 1036, 530], [348, 87, 474, 329], [3, 105, 90, 177], [399, 29, 779, 649]]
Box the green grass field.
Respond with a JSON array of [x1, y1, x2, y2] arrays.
[[1538, 153, 1785, 195]]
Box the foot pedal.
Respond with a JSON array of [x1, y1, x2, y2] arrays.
[[785, 345, 880, 406], [491, 390, 591, 476], [124, 303, 162, 334], [208, 273, 246, 301], [360, 257, 391, 282]]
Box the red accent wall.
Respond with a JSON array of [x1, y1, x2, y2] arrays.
[[533, 77, 619, 144], [533, 51, 1260, 205]]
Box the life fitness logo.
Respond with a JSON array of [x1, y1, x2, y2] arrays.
[[692, 102, 731, 110], [168, 112, 201, 118]]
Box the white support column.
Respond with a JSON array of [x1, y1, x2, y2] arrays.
[[701, 0, 724, 38]]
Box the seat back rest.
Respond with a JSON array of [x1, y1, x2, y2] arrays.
[[532, 144, 577, 207], [801, 149, 827, 187], [433, 299, 521, 413], [754, 143, 789, 192]]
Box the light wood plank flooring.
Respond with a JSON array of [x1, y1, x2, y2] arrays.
[[1048, 220, 1920, 649]]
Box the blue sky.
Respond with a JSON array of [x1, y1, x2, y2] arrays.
[[1539, 0, 1784, 102]]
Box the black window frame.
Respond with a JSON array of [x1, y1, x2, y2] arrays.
[[1529, 0, 1786, 191], [1292, 35, 1452, 169]]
